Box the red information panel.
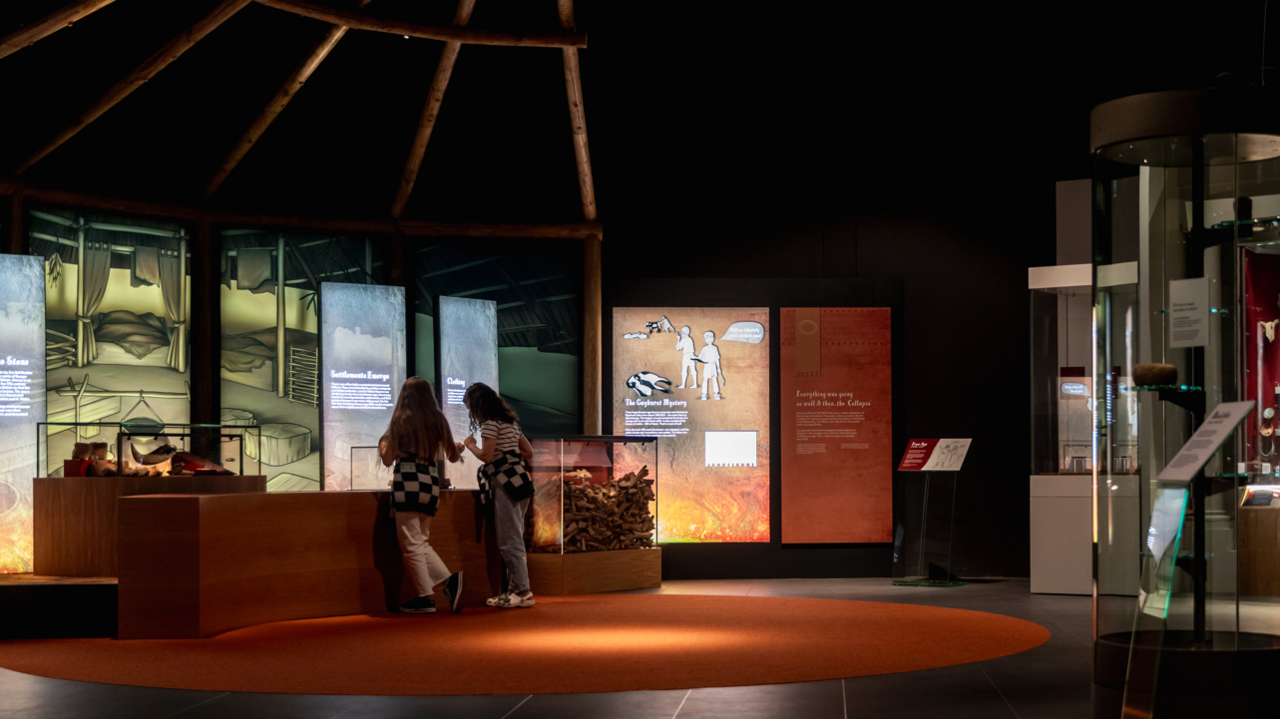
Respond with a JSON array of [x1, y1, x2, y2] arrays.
[[898, 439, 972, 472], [781, 307, 892, 544], [898, 439, 939, 471]]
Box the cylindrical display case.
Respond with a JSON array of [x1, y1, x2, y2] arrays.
[[1091, 89, 1280, 717]]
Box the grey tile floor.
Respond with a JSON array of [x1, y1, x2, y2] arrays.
[[0, 578, 1092, 719]]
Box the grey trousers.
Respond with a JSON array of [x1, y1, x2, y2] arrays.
[[493, 486, 532, 594]]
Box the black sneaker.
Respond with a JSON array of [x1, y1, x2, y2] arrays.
[[443, 572, 464, 613], [399, 595, 436, 614]]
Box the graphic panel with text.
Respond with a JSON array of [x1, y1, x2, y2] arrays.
[[320, 283, 405, 491], [613, 307, 769, 542], [0, 255, 46, 573], [438, 295, 498, 489], [781, 308, 892, 543]]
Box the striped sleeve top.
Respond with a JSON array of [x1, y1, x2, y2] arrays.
[[480, 420, 522, 454]]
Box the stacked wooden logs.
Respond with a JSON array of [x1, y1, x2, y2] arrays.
[[528, 466, 656, 552]]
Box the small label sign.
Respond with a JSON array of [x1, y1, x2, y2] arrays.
[[899, 438, 972, 472]]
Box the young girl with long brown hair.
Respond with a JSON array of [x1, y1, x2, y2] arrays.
[[379, 376, 464, 614], [459, 382, 536, 609]]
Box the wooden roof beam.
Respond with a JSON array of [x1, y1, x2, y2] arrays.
[[255, 0, 584, 48], [390, 0, 476, 219], [205, 1, 375, 199], [12, 0, 252, 177], [0, 0, 118, 61], [557, 0, 596, 221]]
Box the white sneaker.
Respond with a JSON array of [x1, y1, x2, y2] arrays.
[[488, 591, 535, 609], [714, 393, 723, 400]]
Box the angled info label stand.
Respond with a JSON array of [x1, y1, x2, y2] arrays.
[[1156, 400, 1255, 485], [894, 439, 972, 587]]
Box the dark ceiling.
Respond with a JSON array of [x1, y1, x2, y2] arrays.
[[0, 0, 596, 223], [3, 1, 1278, 232]]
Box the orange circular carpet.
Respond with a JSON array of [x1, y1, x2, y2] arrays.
[[0, 595, 1049, 695]]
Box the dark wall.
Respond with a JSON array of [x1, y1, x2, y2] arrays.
[[599, 6, 1083, 577]]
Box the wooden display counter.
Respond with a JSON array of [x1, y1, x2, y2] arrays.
[[117, 490, 500, 639], [1240, 506, 1280, 596], [33, 475, 266, 577], [528, 549, 662, 595]]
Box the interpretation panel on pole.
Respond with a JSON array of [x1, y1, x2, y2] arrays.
[[898, 439, 972, 472], [437, 295, 498, 491], [320, 282, 405, 491]]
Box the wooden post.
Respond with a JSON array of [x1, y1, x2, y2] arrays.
[[276, 234, 287, 398], [13, 0, 251, 176], [557, 0, 596, 222], [558, 1, 601, 433], [177, 236, 188, 373], [75, 219, 86, 368], [189, 217, 220, 456], [390, 0, 476, 218], [582, 233, 602, 434], [0, 0, 118, 61]]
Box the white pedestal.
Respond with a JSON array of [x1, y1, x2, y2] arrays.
[[1030, 474, 1093, 595]]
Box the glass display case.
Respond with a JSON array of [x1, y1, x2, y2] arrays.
[[1029, 265, 1098, 595], [1091, 99, 1280, 716], [527, 435, 658, 554], [1031, 268, 1099, 475], [37, 422, 263, 477]]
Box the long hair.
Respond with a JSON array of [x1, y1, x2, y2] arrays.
[[382, 377, 454, 461], [464, 382, 519, 435]]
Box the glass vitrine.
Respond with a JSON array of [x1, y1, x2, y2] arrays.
[[527, 435, 658, 554], [1092, 123, 1280, 716]]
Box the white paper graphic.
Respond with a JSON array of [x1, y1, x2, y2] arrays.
[[705, 430, 757, 467]]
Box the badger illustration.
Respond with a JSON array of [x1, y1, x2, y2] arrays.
[[644, 316, 676, 334], [626, 372, 673, 397]]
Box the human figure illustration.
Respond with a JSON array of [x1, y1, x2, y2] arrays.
[[675, 326, 698, 388], [698, 330, 725, 400]]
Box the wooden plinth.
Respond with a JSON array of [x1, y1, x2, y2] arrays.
[[33, 475, 266, 577], [527, 548, 662, 595], [1240, 506, 1280, 596], [117, 490, 499, 639]]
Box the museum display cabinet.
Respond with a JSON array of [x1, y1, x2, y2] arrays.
[[1029, 264, 1096, 595], [525, 435, 661, 594], [37, 421, 263, 478], [1090, 89, 1280, 717]]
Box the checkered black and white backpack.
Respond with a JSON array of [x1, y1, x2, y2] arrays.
[[477, 449, 534, 504], [392, 457, 443, 515]]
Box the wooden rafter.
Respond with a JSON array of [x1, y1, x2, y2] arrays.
[[391, 0, 476, 218], [0, 178, 604, 239], [0, 0, 117, 61], [12, 0, 252, 177], [255, 0, 585, 48], [205, 0, 374, 199], [557, 0, 596, 221]]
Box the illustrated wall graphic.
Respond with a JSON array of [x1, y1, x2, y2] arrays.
[[0, 255, 46, 573], [613, 307, 769, 543], [32, 208, 191, 490], [781, 308, 892, 544], [320, 282, 405, 491], [221, 233, 384, 491]]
